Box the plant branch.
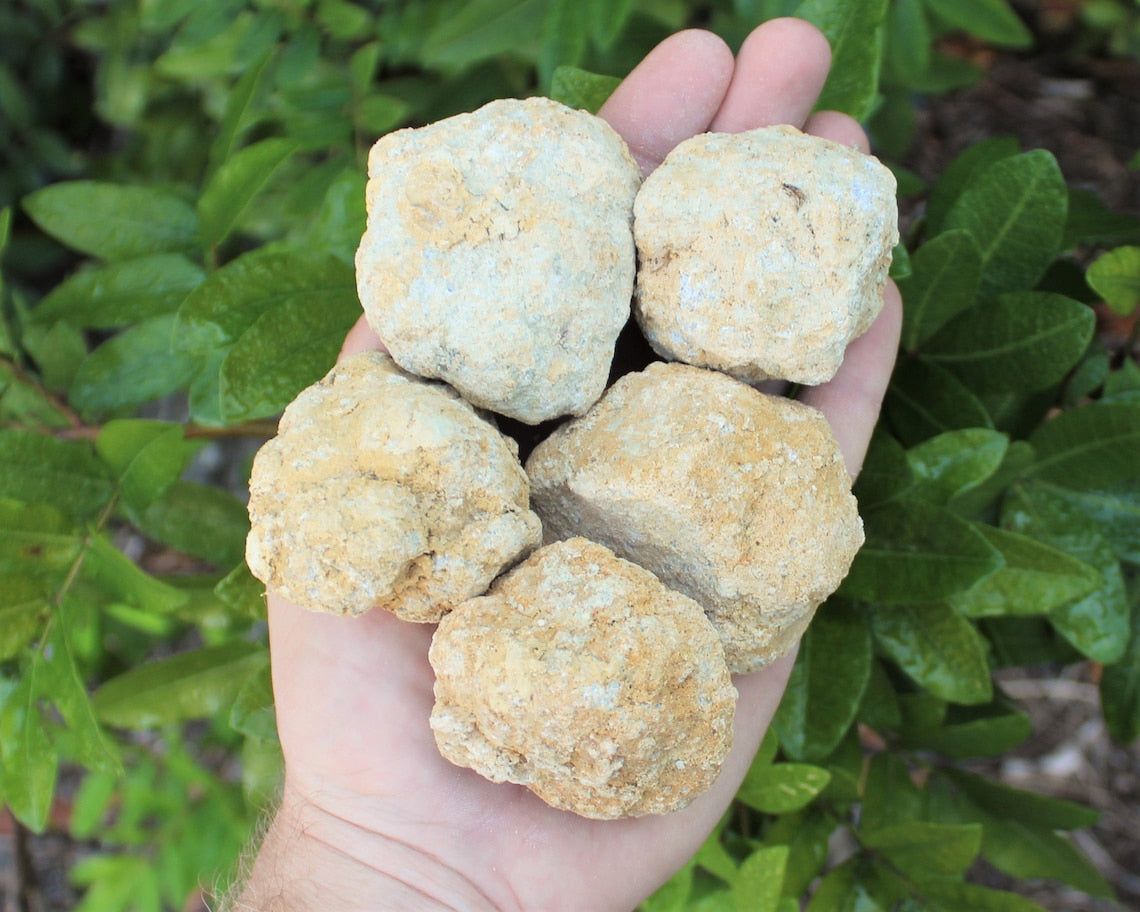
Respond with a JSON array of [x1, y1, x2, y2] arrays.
[[0, 354, 84, 429]]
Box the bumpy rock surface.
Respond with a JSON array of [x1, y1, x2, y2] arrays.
[[355, 97, 641, 424], [245, 351, 542, 621], [429, 537, 736, 818], [634, 124, 898, 386], [525, 362, 863, 672]]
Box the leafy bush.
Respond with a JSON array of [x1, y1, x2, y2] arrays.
[[1, 1, 1138, 910]]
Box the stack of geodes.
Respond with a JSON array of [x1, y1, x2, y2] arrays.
[[246, 98, 897, 819]]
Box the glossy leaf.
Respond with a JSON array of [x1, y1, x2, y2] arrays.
[[733, 845, 788, 912], [898, 230, 982, 350], [860, 752, 925, 835], [737, 762, 831, 814], [1025, 401, 1140, 491], [885, 358, 992, 446], [33, 254, 205, 329], [549, 65, 621, 114], [70, 314, 200, 417], [940, 150, 1067, 299], [795, 0, 887, 120], [23, 181, 199, 260], [906, 428, 1007, 506], [198, 138, 299, 250], [0, 430, 113, 520], [860, 821, 982, 881], [93, 641, 265, 728], [923, 292, 1094, 393], [773, 607, 871, 760], [870, 603, 992, 704], [1086, 244, 1140, 316], [841, 499, 1002, 604]]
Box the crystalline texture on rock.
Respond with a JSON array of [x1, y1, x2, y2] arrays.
[[633, 124, 898, 386], [429, 537, 737, 819], [245, 351, 542, 622], [525, 362, 864, 673], [355, 97, 642, 424]]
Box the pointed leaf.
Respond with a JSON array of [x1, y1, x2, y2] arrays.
[[886, 358, 992, 446], [0, 430, 113, 520], [198, 138, 299, 250], [795, 0, 888, 120], [0, 669, 58, 832], [93, 641, 265, 728], [925, 137, 1020, 238], [861, 821, 982, 881], [23, 181, 199, 260], [1101, 586, 1140, 743], [902, 701, 1031, 759], [81, 535, 190, 614], [136, 481, 250, 567], [853, 429, 914, 509], [898, 230, 982, 350], [738, 762, 831, 814], [906, 428, 1008, 506], [923, 292, 1094, 393], [733, 846, 788, 912], [870, 603, 992, 704], [948, 524, 1101, 618], [33, 254, 205, 329], [941, 768, 1099, 829], [1025, 401, 1140, 491], [95, 420, 194, 513], [421, 0, 547, 71], [550, 66, 621, 114], [773, 606, 871, 760], [923, 0, 1032, 46], [906, 882, 1049, 912], [209, 49, 277, 170], [0, 576, 48, 660], [841, 499, 1003, 604], [940, 150, 1067, 299]]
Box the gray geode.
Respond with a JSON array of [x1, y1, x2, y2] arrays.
[[245, 351, 542, 622], [355, 97, 641, 424], [634, 124, 898, 386]]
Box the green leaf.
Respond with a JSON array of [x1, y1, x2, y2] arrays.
[[923, 0, 1032, 47], [1003, 482, 1130, 663], [137, 481, 250, 567], [539, 0, 588, 86], [773, 606, 871, 761], [549, 65, 621, 114], [1102, 584, 1140, 743], [862, 821, 983, 883], [33, 254, 205, 329], [0, 498, 82, 578], [841, 499, 1003, 604], [421, 0, 547, 71], [81, 535, 190, 614], [229, 655, 276, 741], [215, 562, 267, 619], [857, 657, 902, 733], [1087, 245, 1140, 316], [906, 428, 1008, 506], [209, 48, 277, 170], [198, 138, 299, 251], [807, 861, 885, 912], [905, 882, 1049, 912], [1025, 401, 1140, 491], [947, 525, 1101, 618], [738, 762, 831, 814], [356, 94, 411, 136], [885, 358, 993, 446], [940, 150, 1068, 299], [1063, 187, 1140, 249], [0, 576, 48, 660], [21, 319, 87, 391], [898, 230, 982, 350], [216, 269, 361, 421], [588, 0, 633, 48], [763, 807, 834, 899], [0, 668, 58, 832], [883, 0, 931, 87], [95, 420, 194, 513], [795, 0, 888, 120], [923, 292, 1094, 394], [733, 845, 788, 912], [69, 314, 200, 417], [853, 430, 914, 509], [941, 768, 1099, 829], [23, 181, 199, 260], [901, 701, 1031, 759], [0, 430, 113, 520], [290, 167, 366, 265], [925, 137, 1020, 238], [870, 603, 992, 704], [175, 248, 356, 353], [93, 641, 265, 728]]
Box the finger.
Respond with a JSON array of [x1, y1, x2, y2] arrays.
[[598, 29, 735, 175], [799, 280, 903, 479], [709, 18, 831, 133], [339, 314, 386, 361], [803, 109, 870, 152]]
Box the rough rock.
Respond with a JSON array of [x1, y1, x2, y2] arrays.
[[525, 362, 864, 672], [355, 96, 641, 424], [245, 351, 542, 621], [633, 124, 898, 386], [429, 537, 737, 818]]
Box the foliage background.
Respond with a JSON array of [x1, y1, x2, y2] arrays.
[[1, 0, 1139, 910]]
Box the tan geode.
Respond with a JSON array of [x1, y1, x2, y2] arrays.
[[355, 97, 641, 424], [525, 362, 863, 673], [245, 351, 542, 621], [429, 537, 736, 818], [634, 124, 898, 386]]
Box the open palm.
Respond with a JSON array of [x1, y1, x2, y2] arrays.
[[246, 18, 903, 912]]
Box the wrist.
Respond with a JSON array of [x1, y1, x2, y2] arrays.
[[225, 787, 503, 911]]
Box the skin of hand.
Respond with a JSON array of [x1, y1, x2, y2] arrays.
[[233, 18, 903, 912]]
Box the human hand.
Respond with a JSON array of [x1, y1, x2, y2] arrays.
[[232, 18, 902, 912]]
